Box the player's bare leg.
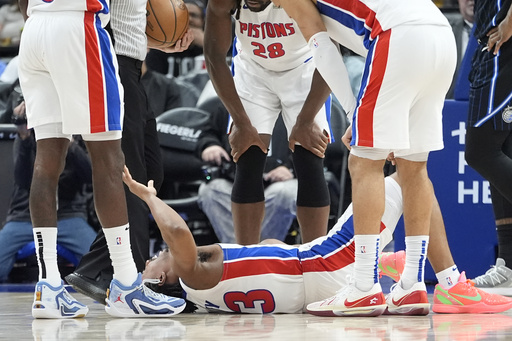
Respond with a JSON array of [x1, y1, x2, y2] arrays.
[[349, 155, 386, 238], [232, 202, 264, 245], [297, 206, 329, 243], [427, 196, 455, 272], [30, 138, 70, 227], [85, 140, 128, 228]]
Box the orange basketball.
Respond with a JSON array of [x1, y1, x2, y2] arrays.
[[146, 0, 189, 48]]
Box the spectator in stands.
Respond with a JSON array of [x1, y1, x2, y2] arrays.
[[0, 101, 96, 282], [0, 55, 18, 84], [141, 60, 183, 116], [0, 0, 23, 47], [196, 97, 297, 243], [446, 0, 474, 98], [141, 59, 200, 113]]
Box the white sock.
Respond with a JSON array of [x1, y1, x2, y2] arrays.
[[436, 265, 461, 289], [400, 235, 429, 290], [33, 227, 61, 287], [354, 235, 380, 291], [104, 224, 138, 286]]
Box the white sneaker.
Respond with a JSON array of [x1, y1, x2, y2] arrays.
[[32, 281, 89, 319], [385, 281, 430, 315], [105, 273, 186, 317], [306, 282, 386, 317], [473, 258, 512, 296]]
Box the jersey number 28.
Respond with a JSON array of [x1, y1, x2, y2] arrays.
[[251, 42, 285, 59]]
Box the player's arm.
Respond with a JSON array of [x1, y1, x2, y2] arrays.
[[122, 167, 198, 279], [277, 0, 357, 117], [204, 0, 244, 120], [204, 0, 267, 161], [288, 68, 331, 157]]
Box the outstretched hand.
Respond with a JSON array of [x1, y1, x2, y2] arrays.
[[122, 166, 157, 201]]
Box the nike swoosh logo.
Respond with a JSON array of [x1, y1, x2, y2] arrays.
[[385, 266, 399, 275], [345, 295, 376, 308], [451, 291, 482, 302], [392, 294, 410, 306]]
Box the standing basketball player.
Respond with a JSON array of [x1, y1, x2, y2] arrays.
[[269, 0, 457, 316], [464, 1, 512, 296], [64, 0, 193, 306], [204, 0, 357, 244], [17, 0, 186, 318]]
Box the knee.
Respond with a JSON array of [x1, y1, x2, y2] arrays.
[[87, 141, 125, 172], [232, 146, 267, 203], [292, 146, 329, 207]]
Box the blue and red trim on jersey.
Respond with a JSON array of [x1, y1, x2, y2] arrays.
[[220, 217, 387, 280], [352, 30, 390, 147], [83, 12, 121, 133], [316, 0, 383, 50]]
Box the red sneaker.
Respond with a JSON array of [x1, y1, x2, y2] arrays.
[[433, 272, 512, 314], [378, 251, 405, 282]]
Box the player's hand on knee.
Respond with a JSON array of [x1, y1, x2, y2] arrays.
[[289, 122, 327, 158], [228, 124, 266, 162]]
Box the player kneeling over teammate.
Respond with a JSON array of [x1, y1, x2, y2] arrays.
[[123, 166, 512, 315]]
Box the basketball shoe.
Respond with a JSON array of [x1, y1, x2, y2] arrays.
[[378, 250, 405, 282], [32, 281, 89, 319], [433, 272, 512, 313], [472, 258, 512, 296], [105, 273, 186, 317], [385, 281, 430, 315], [306, 282, 387, 317]]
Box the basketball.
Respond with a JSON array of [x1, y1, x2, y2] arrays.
[[146, 0, 190, 48]]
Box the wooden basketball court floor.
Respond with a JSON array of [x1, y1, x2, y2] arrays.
[[2, 284, 512, 341]]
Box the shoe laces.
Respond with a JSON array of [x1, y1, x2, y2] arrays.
[[334, 275, 355, 296], [140, 279, 173, 301], [474, 266, 508, 286]]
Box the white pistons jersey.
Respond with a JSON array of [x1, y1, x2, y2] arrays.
[[317, 0, 450, 51], [181, 177, 403, 314], [28, 0, 110, 27], [234, 4, 311, 72]]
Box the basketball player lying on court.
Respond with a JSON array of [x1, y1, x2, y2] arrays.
[[122, 166, 512, 315]]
